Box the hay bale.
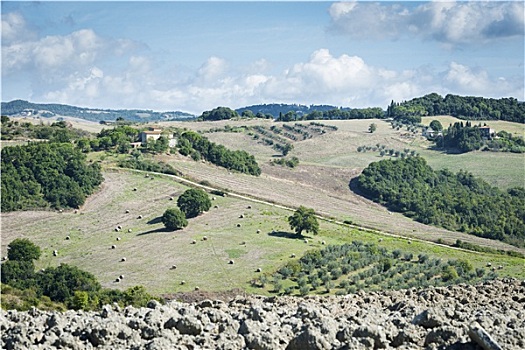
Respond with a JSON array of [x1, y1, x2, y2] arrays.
[[195, 286, 200, 291], [379, 238, 383, 242], [117, 225, 122, 230], [121, 257, 126, 262], [137, 215, 143, 219], [128, 229, 132, 233], [53, 251, 58, 257], [487, 262, 492, 267], [119, 275, 124, 279], [180, 280, 186, 285], [321, 241, 326, 245], [304, 239, 308, 244], [145, 174, 149, 178], [229, 260, 234, 264], [111, 245, 116, 249], [115, 278, 120, 282], [247, 205, 252, 209], [214, 205, 219, 209], [240, 241, 246, 245], [169, 197, 174, 201], [202, 236, 208, 241], [116, 237, 121, 241], [65, 236, 70, 240], [212, 197, 216, 201], [498, 265, 503, 270], [239, 214, 244, 219], [256, 229, 261, 234], [236, 223, 241, 227], [133, 188, 137, 191], [171, 265, 177, 270], [191, 240, 197, 244], [74, 210, 78, 214], [115, 228, 120, 232], [125, 210, 130, 214], [2, 256, 8, 261], [256, 268, 262, 273]]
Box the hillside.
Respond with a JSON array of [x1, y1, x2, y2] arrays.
[[1, 100, 195, 122]]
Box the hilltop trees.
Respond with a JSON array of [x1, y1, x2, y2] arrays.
[[177, 188, 212, 218], [200, 107, 239, 121], [288, 206, 319, 236]]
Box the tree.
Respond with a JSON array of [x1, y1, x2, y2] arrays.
[[7, 238, 41, 261], [177, 188, 211, 218], [429, 120, 443, 131], [288, 206, 319, 236], [368, 123, 377, 133], [161, 208, 188, 230]]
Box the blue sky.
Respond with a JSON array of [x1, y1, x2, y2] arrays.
[[2, 1, 524, 114]]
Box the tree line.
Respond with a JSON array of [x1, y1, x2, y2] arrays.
[[355, 157, 524, 247], [1, 142, 103, 211], [388, 93, 524, 123], [177, 131, 261, 176]]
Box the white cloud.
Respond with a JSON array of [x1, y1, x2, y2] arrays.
[[1, 12, 36, 44], [329, 1, 525, 45]]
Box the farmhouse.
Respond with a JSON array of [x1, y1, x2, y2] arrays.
[[140, 127, 162, 144], [479, 126, 495, 139]]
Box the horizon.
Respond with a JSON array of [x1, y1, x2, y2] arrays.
[[2, 1, 524, 115]]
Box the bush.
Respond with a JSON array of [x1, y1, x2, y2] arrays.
[[162, 208, 188, 230], [177, 188, 211, 218]]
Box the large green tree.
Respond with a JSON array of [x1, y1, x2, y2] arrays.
[[177, 188, 212, 218], [7, 238, 41, 261], [162, 208, 188, 230], [288, 206, 319, 236]]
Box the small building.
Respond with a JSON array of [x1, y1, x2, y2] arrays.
[[140, 128, 163, 145], [479, 126, 495, 139]]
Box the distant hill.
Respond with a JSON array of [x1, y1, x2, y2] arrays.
[[1, 100, 195, 122], [236, 103, 349, 118]]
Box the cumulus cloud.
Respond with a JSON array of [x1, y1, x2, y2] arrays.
[[329, 1, 524, 45], [17, 47, 523, 115], [1, 12, 36, 44], [2, 27, 140, 77]]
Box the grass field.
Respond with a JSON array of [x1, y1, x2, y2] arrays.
[[1, 170, 523, 297]]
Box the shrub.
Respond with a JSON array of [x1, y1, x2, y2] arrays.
[[161, 208, 188, 230]]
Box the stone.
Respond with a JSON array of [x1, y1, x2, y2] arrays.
[[175, 316, 203, 336]]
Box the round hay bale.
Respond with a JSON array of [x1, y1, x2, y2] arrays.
[[137, 215, 143, 219], [229, 259, 234, 264], [191, 240, 197, 244], [212, 197, 216, 201], [119, 275, 124, 279], [256, 268, 262, 272], [236, 223, 241, 227], [145, 174, 149, 178], [240, 241, 246, 245], [304, 239, 308, 244], [53, 251, 58, 257], [239, 214, 244, 218], [195, 286, 200, 291], [74, 210, 78, 214], [117, 225, 122, 230], [133, 188, 137, 191], [169, 197, 174, 201], [498, 265, 503, 270], [128, 229, 132, 233], [171, 265, 177, 270], [321, 241, 326, 245], [116, 237, 121, 241], [290, 254, 296, 258], [111, 245, 116, 249], [180, 280, 186, 285], [65, 236, 70, 240], [256, 229, 261, 234], [115, 228, 120, 232], [247, 205, 252, 209], [202, 236, 208, 241], [115, 278, 120, 282], [407, 240, 412, 244], [121, 257, 126, 262], [2, 256, 8, 261], [486, 262, 492, 267], [125, 210, 130, 214]]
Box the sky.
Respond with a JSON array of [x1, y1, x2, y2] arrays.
[[1, 1, 524, 115]]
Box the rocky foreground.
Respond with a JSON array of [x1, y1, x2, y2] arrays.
[[2, 279, 524, 349]]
